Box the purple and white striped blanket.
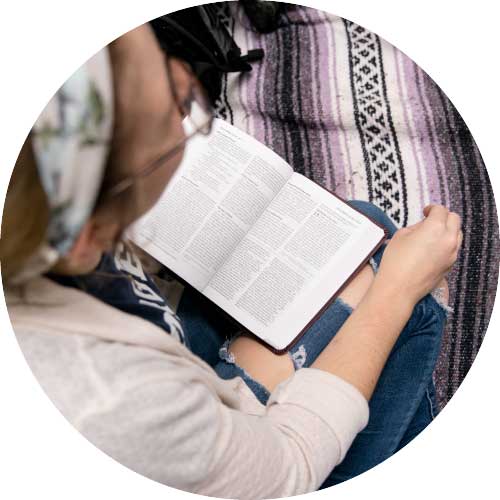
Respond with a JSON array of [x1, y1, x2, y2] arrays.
[[214, 3, 498, 408]]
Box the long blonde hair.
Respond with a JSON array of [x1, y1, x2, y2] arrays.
[[0, 138, 50, 281]]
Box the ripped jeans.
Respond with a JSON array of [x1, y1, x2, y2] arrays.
[[176, 200, 451, 487]]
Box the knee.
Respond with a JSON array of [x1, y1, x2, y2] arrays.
[[228, 334, 295, 392], [433, 278, 449, 306], [347, 200, 382, 218], [347, 199, 398, 237], [347, 199, 376, 211]]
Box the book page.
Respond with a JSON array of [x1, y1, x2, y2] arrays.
[[204, 173, 386, 350], [132, 119, 292, 291]]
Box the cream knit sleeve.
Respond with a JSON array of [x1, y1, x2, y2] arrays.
[[79, 352, 368, 499], [10, 281, 368, 498]]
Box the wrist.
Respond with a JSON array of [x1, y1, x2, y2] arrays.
[[362, 277, 416, 321]]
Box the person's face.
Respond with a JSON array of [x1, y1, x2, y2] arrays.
[[54, 24, 195, 275]]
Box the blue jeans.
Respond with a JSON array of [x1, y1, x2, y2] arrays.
[[176, 200, 449, 487]]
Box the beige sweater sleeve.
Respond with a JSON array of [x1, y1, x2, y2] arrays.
[[199, 369, 369, 498], [77, 350, 368, 499], [9, 280, 369, 498]]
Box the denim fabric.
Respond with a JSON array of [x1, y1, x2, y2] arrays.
[[322, 290, 446, 487], [176, 291, 238, 367], [176, 200, 448, 487], [176, 291, 272, 403]]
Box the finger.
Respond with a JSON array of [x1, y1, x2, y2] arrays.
[[423, 204, 444, 217], [423, 204, 449, 225], [422, 204, 438, 217], [398, 222, 422, 234], [447, 212, 462, 234], [398, 216, 428, 235]]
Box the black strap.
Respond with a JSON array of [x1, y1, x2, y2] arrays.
[[150, 5, 265, 105]]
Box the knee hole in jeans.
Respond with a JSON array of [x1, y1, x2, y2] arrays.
[[226, 334, 295, 392]]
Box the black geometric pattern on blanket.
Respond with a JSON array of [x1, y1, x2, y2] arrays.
[[215, 3, 498, 408], [345, 20, 408, 226]]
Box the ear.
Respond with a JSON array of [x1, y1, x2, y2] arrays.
[[66, 217, 120, 263], [65, 220, 98, 264]]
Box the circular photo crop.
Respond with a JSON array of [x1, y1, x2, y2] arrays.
[[2, 2, 498, 498]]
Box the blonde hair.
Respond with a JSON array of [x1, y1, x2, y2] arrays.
[[0, 138, 50, 281]]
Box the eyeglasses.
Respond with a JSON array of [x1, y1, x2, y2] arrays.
[[103, 56, 214, 200]]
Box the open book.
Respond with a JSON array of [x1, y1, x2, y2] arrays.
[[132, 119, 387, 352]]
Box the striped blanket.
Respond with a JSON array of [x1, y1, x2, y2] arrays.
[[215, 3, 499, 408]]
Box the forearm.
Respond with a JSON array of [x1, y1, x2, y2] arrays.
[[312, 280, 415, 400], [195, 370, 369, 498]]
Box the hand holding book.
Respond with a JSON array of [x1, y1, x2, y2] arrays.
[[372, 204, 462, 306]]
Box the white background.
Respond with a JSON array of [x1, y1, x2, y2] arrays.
[[0, 0, 498, 498]]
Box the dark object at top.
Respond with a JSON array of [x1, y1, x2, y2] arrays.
[[240, 0, 284, 33], [150, 5, 264, 106]]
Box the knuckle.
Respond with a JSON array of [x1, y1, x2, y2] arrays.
[[446, 233, 457, 248], [431, 224, 447, 239], [430, 218, 446, 230], [450, 212, 462, 226]]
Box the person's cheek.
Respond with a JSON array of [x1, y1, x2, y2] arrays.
[[148, 143, 185, 209]]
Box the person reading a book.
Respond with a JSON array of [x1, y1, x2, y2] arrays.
[[1, 24, 462, 497]]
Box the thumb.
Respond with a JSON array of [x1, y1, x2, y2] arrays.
[[423, 204, 434, 217], [400, 221, 422, 234], [396, 226, 413, 236]]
